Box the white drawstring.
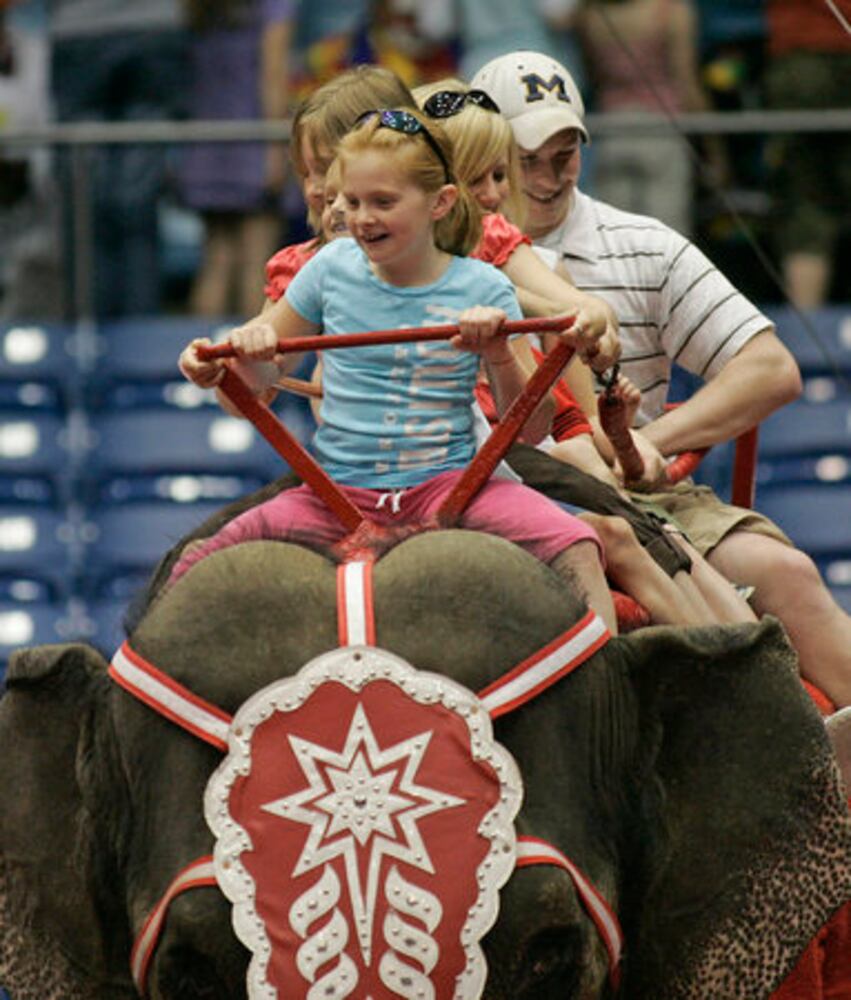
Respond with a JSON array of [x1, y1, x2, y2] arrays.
[[375, 489, 405, 514]]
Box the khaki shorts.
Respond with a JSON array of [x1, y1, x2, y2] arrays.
[[628, 481, 792, 557]]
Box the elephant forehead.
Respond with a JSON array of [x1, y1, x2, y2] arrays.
[[129, 533, 586, 716], [132, 541, 340, 710]]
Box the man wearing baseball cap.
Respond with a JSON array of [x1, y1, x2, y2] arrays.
[[471, 50, 851, 712]]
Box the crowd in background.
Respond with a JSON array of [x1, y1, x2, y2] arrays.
[[0, 0, 849, 321]]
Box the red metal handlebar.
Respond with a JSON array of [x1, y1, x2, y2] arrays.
[[209, 317, 578, 554], [196, 316, 577, 360], [664, 447, 710, 485]]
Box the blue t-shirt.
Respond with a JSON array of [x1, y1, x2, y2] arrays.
[[285, 238, 523, 487]]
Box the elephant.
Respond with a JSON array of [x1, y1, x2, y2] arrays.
[[0, 529, 849, 1000]]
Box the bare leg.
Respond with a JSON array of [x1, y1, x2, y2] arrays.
[[191, 215, 237, 317], [550, 539, 618, 635], [784, 251, 830, 310], [826, 708, 851, 792], [548, 435, 620, 488], [237, 211, 282, 316], [581, 514, 713, 626], [709, 531, 851, 707], [675, 537, 757, 624]]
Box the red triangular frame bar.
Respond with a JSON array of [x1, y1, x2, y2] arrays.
[[201, 318, 576, 538]]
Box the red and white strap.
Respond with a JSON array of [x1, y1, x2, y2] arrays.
[[477, 610, 611, 719], [109, 642, 233, 752], [130, 856, 217, 994], [116, 593, 617, 994], [337, 560, 376, 646], [516, 835, 622, 987]]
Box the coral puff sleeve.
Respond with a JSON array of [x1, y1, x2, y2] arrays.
[[264, 238, 320, 301], [473, 213, 531, 268]]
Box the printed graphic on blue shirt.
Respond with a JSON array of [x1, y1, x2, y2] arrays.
[[285, 239, 522, 487]]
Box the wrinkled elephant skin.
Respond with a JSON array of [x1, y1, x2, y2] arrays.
[[0, 532, 849, 999]]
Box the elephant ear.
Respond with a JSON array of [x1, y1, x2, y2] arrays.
[[0, 643, 134, 997], [621, 617, 851, 1000]]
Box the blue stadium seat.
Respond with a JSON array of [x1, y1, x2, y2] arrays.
[[0, 506, 74, 597], [0, 410, 69, 474], [92, 409, 266, 475], [757, 485, 851, 560], [85, 407, 311, 491], [0, 379, 63, 412], [93, 316, 232, 383], [84, 316, 234, 412], [87, 316, 317, 411], [87, 597, 142, 652], [759, 398, 851, 459], [0, 323, 76, 397], [77, 499, 225, 651], [0, 599, 75, 673], [82, 499, 227, 598], [0, 410, 76, 506], [95, 471, 267, 506], [830, 586, 851, 615], [765, 305, 851, 376], [755, 396, 851, 488]]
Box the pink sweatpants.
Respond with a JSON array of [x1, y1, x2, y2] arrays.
[[170, 469, 602, 582]]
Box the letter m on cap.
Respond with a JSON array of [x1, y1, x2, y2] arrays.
[[521, 73, 571, 105]]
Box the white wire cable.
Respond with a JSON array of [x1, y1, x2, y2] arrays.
[[824, 0, 851, 35]]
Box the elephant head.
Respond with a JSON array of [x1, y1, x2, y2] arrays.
[[1, 531, 848, 1000]]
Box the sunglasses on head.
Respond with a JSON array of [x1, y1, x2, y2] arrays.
[[355, 108, 453, 184], [422, 89, 501, 120]]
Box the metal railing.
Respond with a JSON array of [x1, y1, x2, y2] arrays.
[[1, 108, 850, 322], [2, 108, 851, 147]]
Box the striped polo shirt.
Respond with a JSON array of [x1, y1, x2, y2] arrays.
[[534, 190, 773, 426]]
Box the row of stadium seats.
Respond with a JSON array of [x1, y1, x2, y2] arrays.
[[1, 308, 850, 668], [0, 319, 314, 668], [758, 306, 851, 612], [678, 309, 851, 613]]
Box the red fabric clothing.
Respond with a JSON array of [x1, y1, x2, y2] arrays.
[[767, 0, 851, 56], [264, 237, 319, 301], [263, 213, 529, 303], [474, 212, 530, 268], [770, 903, 851, 1000], [264, 209, 529, 303], [581, 0, 684, 113], [769, 677, 849, 1000], [532, 348, 593, 441], [475, 351, 592, 444], [170, 469, 603, 584]]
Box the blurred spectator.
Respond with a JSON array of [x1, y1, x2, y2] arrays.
[[764, 0, 851, 309], [179, 0, 294, 318], [48, 0, 188, 318], [368, 0, 459, 88], [412, 0, 585, 87], [290, 0, 371, 98], [0, 0, 62, 318], [576, 0, 723, 236], [696, 0, 766, 192]]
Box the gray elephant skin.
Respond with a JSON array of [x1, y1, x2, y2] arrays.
[[0, 530, 849, 1000]]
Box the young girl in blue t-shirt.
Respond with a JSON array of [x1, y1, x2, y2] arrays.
[[177, 107, 616, 631]]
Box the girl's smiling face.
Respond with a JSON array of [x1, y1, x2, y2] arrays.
[[341, 149, 451, 282], [468, 158, 511, 213]]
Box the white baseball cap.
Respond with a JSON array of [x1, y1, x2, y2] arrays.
[[470, 50, 589, 150]]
